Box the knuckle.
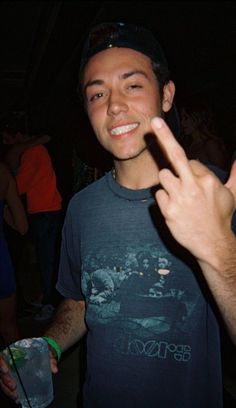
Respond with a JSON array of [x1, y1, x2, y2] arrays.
[[165, 203, 177, 219], [188, 185, 200, 198], [202, 173, 218, 189]]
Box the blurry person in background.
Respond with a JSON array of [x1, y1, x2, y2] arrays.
[[0, 161, 28, 348], [1, 119, 63, 320], [180, 98, 229, 170]]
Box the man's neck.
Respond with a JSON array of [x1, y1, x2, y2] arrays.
[[113, 156, 160, 190]]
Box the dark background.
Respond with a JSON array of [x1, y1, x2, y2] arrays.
[[0, 4, 236, 406], [0, 1, 235, 194]]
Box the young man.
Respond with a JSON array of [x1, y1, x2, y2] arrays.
[[1, 22, 236, 408]]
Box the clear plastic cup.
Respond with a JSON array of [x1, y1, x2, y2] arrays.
[[3, 337, 54, 408]]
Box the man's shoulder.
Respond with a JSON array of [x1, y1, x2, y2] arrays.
[[68, 175, 107, 210], [20, 145, 49, 167]]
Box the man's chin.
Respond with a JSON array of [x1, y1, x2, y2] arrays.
[[112, 147, 147, 162]]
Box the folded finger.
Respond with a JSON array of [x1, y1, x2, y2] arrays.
[[155, 188, 169, 214], [158, 168, 180, 195]]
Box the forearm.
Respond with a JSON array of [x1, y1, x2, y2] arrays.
[[4, 205, 28, 235], [198, 232, 236, 345], [44, 298, 87, 353], [4, 206, 16, 230]]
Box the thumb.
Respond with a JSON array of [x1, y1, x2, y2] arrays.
[[225, 160, 236, 202]]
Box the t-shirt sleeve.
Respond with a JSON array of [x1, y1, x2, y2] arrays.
[[56, 201, 84, 301]]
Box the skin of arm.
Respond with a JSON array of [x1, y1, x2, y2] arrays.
[[151, 117, 236, 344], [45, 298, 87, 353], [43, 299, 87, 373]]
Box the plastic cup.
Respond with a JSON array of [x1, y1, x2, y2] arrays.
[[3, 337, 54, 408]]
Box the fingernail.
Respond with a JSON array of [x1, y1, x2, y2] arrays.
[[151, 117, 163, 129]]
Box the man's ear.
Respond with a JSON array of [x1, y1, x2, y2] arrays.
[[162, 81, 175, 113]]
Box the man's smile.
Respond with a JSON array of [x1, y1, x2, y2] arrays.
[[110, 122, 139, 136]]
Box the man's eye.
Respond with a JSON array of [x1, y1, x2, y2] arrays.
[[128, 84, 142, 89], [90, 92, 103, 102]]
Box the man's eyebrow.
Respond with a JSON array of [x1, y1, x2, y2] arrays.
[[121, 70, 148, 80], [84, 70, 148, 93], [84, 79, 104, 94]]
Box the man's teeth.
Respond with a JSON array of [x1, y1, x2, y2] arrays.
[[111, 123, 138, 135]]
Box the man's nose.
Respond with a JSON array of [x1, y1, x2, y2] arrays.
[[107, 91, 128, 116]]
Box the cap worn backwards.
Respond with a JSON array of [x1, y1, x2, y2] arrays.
[[79, 21, 169, 76]]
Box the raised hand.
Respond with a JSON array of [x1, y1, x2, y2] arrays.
[[151, 117, 236, 262]]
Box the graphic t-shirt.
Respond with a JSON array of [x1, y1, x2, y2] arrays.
[[57, 170, 236, 408]]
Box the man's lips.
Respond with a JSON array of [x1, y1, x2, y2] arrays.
[[109, 122, 139, 136]]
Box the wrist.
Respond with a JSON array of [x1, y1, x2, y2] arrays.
[[42, 336, 62, 362], [198, 233, 236, 276]]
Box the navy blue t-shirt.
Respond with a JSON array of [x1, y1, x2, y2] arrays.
[[57, 169, 236, 408]]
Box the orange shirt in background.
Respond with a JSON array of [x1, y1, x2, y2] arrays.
[[16, 145, 62, 214]]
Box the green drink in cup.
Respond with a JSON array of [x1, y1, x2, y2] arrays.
[[3, 337, 53, 408]]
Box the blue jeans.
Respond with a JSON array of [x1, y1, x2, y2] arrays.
[[29, 210, 63, 304]]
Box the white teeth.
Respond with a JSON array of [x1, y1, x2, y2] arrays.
[[111, 123, 138, 135]]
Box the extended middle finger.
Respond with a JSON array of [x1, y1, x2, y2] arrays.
[[151, 117, 195, 184]]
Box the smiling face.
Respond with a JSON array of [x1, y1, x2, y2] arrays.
[[83, 47, 174, 163]]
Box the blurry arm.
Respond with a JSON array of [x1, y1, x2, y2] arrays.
[[4, 174, 28, 235], [30, 134, 51, 145]]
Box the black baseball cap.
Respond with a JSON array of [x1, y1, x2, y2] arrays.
[[78, 21, 180, 137], [79, 21, 169, 79]]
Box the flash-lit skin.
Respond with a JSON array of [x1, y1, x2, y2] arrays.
[[83, 47, 175, 189]]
